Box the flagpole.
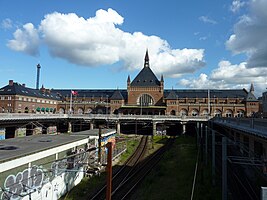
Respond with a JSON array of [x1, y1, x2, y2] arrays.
[[70, 90, 73, 114]]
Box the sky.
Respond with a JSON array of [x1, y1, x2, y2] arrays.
[[0, 0, 267, 97]]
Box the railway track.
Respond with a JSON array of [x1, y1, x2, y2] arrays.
[[90, 136, 173, 200], [90, 135, 149, 200]]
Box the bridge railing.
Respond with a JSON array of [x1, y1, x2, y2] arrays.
[[0, 113, 210, 121], [0, 113, 68, 119], [213, 117, 267, 134]]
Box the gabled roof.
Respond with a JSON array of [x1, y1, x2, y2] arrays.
[[131, 67, 160, 87], [110, 90, 124, 100], [245, 92, 258, 102], [165, 90, 178, 100], [131, 50, 161, 87], [0, 82, 61, 100]]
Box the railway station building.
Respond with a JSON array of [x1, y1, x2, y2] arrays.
[[0, 51, 260, 117]]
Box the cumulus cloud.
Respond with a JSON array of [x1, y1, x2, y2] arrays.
[[7, 8, 205, 77], [226, 0, 267, 68], [230, 0, 246, 13], [199, 16, 217, 25], [1, 18, 13, 29], [180, 60, 267, 96], [7, 23, 40, 56]]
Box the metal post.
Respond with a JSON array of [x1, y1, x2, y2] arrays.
[[197, 122, 200, 146], [106, 142, 112, 200], [152, 122, 156, 149], [98, 127, 102, 163], [117, 121, 121, 135], [222, 137, 227, 200], [205, 126, 208, 166], [140, 95, 142, 115], [212, 130, 215, 186]]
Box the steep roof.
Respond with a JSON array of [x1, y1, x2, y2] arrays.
[[130, 50, 161, 87], [0, 82, 60, 100], [110, 90, 124, 100], [131, 67, 161, 87], [166, 90, 178, 99], [245, 92, 258, 102]]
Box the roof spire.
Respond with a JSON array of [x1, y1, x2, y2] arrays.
[[127, 75, 131, 83], [250, 83, 254, 94], [144, 49, 149, 68]]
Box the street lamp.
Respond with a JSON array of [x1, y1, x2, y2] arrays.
[[176, 95, 179, 116], [140, 95, 143, 115]]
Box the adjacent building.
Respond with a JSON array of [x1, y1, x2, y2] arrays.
[[0, 80, 60, 113], [0, 51, 260, 117]]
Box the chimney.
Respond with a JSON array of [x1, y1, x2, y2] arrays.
[[22, 83, 26, 87], [36, 64, 41, 90], [9, 80, 13, 86]]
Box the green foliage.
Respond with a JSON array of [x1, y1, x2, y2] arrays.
[[130, 136, 221, 200]]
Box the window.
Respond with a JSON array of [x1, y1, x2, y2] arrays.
[[7, 96, 12, 100], [0, 96, 4, 100]]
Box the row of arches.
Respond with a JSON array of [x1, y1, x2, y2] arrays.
[[169, 109, 245, 117]]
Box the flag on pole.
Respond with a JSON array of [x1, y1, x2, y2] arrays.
[[71, 90, 78, 96]]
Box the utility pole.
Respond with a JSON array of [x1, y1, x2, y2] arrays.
[[212, 130, 216, 186], [205, 126, 208, 166], [98, 127, 102, 163], [106, 142, 112, 200], [222, 137, 227, 200]]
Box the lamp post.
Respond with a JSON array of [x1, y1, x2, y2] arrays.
[[176, 95, 179, 116], [140, 95, 143, 115]]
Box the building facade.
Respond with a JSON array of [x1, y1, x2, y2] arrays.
[[0, 51, 260, 117], [0, 80, 60, 113]]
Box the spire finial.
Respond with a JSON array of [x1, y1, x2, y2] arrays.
[[144, 49, 149, 68], [250, 83, 254, 94]]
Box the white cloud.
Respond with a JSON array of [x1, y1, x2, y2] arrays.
[[180, 60, 267, 96], [8, 8, 205, 77], [226, 0, 267, 68], [230, 0, 246, 13], [1, 18, 13, 29], [199, 16, 217, 25], [7, 23, 40, 56]]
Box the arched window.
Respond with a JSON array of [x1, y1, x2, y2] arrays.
[[59, 108, 65, 114], [137, 94, 154, 106], [180, 109, 188, 116], [24, 107, 29, 113], [202, 109, 209, 116], [237, 110, 244, 117], [87, 108, 92, 114], [170, 110, 176, 115], [78, 108, 84, 114], [225, 109, 233, 118], [214, 109, 222, 117], [191, 109, 199, 116]]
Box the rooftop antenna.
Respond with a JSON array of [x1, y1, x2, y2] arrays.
[[36, 63, 41, 90]]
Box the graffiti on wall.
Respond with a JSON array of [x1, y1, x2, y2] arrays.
[[0, 145, 90, 200], [1, 166, 44, 200]]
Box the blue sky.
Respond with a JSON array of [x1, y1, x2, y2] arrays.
[[0, 0, 266, 96]]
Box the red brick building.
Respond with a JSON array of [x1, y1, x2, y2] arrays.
[[0, 51, 260, 117]]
